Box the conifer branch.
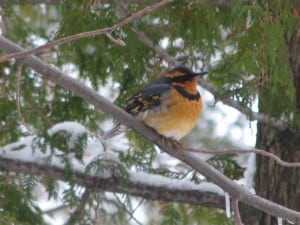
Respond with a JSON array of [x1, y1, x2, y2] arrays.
[[0, 36, 299, 223], [0, 157, 224, 209], [0, 0, 173, 63]]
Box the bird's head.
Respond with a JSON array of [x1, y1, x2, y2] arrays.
[[164, 66, 207, 83], [162, 66, 207, 94]]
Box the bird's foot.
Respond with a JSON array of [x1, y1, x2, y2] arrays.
[[160, 135, 184, 148]]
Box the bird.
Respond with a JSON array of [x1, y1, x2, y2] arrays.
[[105, 66, 207, 146]]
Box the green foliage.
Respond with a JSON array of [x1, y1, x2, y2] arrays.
[[159, 204, 234, 225], [1, 0, 300, 224], [207, 154, 245, 180], [42, 176, 59, 200], [86, 157, 129, 184], [48, 125, 87, 160], [191, 206, 234, 225], [20, 175, 38, 198], [118, 131, 157, 170], [0, 176, 44, 225], [161, 204, 181, 225]]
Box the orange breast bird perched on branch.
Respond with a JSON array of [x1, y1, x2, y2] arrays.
[[105, 66, 207, 146]]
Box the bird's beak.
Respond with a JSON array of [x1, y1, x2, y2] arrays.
[[193, 71, 208, 77]]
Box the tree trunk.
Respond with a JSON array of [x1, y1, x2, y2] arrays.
[[252, 22, 300, 225], [255, 125, 300, 225]]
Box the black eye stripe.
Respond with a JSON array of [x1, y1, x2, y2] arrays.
[[173, 85, 200, 101], [170, 74, 195, 83]]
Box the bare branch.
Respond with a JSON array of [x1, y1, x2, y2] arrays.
[[0, 0, 58, 4], [0, 0, 173, 63], [232, 199, 243, 225], [15, 63, 35, 133], [185, 148, 300, 168], [0, 36, 299, 223], [0, 0, 154, 5], [113, 193, 143, 225], [132, 28, 178, 66], [65, 188, 92, 225], [105, 32, 126, 46], [43, 204, 68, 215]]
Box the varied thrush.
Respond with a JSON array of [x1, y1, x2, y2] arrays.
[[106, 66, 207, 143]]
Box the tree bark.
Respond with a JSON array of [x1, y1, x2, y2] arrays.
[[252, 19, 300, 225], [255, 125, 300, 225]]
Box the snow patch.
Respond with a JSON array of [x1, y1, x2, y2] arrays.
[[130, 171, 224, 196]]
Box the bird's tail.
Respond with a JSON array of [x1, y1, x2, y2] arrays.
[[103, 123, 124, 140]]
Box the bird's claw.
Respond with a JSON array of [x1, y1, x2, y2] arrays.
[[160, 135, 184, 148]]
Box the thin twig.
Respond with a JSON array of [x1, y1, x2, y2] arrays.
[[0, 0, 58, 4], [232, 199, 243, 225], [185, 148, 300, 168], [105, 32, 126, 46], [132, 28, 178, 65], [65, 188, 92, 225], [131, 199, 145, 217], [92, 192, 104, 225], [199, 80, 287, 130], [15, 63, 35, 133], [43, 204, 68, 215], [113, 193, 143, 225], [0, 0, 173, 63]]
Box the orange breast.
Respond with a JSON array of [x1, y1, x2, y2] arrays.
[[137, 88, 202, 140]]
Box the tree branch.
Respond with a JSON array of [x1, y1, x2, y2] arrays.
[[232, 199, 243, 225], [65, 188, 92, 225], [0, 0, 173, 63], [0, 157, 224, 209], [186, 148, 300, 168], [0, 36, 299, 223], [0, 0, 58, 4], [0, 0, 154, 5]]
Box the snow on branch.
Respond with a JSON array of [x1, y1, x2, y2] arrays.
[[0, 36, 299, 223], [0, 127, 225, 209]]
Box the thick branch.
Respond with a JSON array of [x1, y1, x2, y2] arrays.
[[0, 157, 224, 209], [0, 36, 299, 223]]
